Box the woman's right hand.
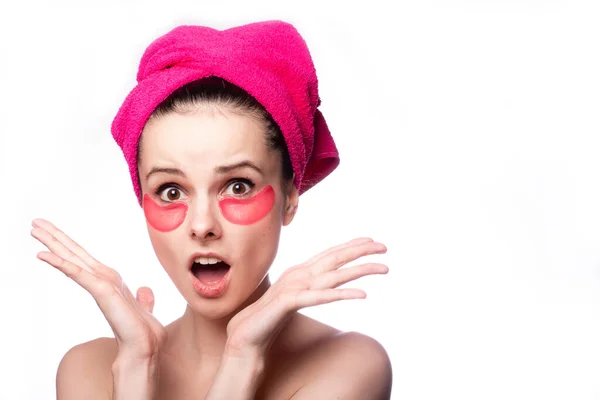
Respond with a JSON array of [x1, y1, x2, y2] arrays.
[[30, 218, 167, 361]]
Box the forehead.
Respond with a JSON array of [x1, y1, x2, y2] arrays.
[[139, 109, 270, 171]]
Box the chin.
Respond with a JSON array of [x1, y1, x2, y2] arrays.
[[186, 299, 237, 320]]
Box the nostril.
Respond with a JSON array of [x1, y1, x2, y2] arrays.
[[192, 230, 217, 239]]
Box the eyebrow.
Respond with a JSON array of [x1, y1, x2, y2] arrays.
[[214, 160, 264, 176], [146, 167, 186, 181], [145, 160, 263, 181]]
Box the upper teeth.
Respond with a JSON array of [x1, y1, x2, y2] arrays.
[[195, 257, 221, 265]]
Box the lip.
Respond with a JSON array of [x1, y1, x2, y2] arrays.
[[189, 268, 232, 298], [187, 251, 232, 298]]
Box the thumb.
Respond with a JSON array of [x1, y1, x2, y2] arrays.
[[136, 286, 155, 314]]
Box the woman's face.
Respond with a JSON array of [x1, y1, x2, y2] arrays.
[[137, 107, 298, 319]]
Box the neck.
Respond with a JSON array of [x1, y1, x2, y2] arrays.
[[165, 274, 272, 362]]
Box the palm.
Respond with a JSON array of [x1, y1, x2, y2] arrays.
[[31, 218, 167, 358], [226, 238, 388, 355]]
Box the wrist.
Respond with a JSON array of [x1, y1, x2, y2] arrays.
[[225, 340, 262, 358], [204, 350, 265, 400], [112, 353, 156, 372], [222, 348, 266, 376], [112, 354, 160, 400]]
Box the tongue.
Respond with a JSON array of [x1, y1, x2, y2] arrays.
[[194, 263, 229, 285]]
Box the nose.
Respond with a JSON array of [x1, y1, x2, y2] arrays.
[[188, 197, 222, 241]]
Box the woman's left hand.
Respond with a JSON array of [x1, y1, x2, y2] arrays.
[[224, 237, 388, 358]]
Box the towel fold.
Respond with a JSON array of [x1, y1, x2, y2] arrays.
[[111, 20, 340, 205]]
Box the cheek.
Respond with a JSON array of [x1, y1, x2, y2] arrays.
[[218, 185, 275, 225], [143, 194, 188, 232]]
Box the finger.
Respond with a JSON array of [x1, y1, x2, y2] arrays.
[[37, 251, 107, 295], [312, 240, 387, 274], [286, 288, 366, 310], [31, 222, 121, 285], [37, 251, 147, 343], [311, 263, 389, 290], [31, 227, 91, 272], [136, 287, 155, 314], [134, 288, 166, 344], [32, 219, 103, 270], [303, 237, 374, 267], [31, 218, 136, 314]]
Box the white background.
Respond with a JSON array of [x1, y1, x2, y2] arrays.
[[1, 0, 599, 399]]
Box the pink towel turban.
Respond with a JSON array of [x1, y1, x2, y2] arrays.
[[111, 20, 340, 205]]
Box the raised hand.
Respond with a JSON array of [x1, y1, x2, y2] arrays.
[[30, 218, 167, 360], [224, 237, 388, 357]]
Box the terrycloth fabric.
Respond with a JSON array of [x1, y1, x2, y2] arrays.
[[111, 20, 340, 205]]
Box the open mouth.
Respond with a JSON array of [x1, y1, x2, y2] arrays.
[[191, 260, 231, 286]]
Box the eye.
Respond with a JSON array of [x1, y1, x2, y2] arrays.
[[157, 185, 184, 202], [224, 179, 255, 196]]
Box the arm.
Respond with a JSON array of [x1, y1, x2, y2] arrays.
[[55, 338, 162, 400], [111, 353, 161, 400], [204, 349, 266, 400], [32, 219, 166, 400], [56, 342, 160, 400], [209, 238, 388, 399]]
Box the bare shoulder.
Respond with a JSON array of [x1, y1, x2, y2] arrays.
[[296, 330, 392, 399], [56, 337, 117, 400], [264, 314, 392, 400]]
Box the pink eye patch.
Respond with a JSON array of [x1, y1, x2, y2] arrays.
[[143, 194, 188, 232], [219, 185, 275, 225]]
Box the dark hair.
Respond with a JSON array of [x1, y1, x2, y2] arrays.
[[136, 77, 294, 199]]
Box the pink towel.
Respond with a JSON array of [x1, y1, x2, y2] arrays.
[[111, 20, 340, 205]]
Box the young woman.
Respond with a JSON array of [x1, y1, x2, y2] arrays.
[[31, 20, 392, 399]]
